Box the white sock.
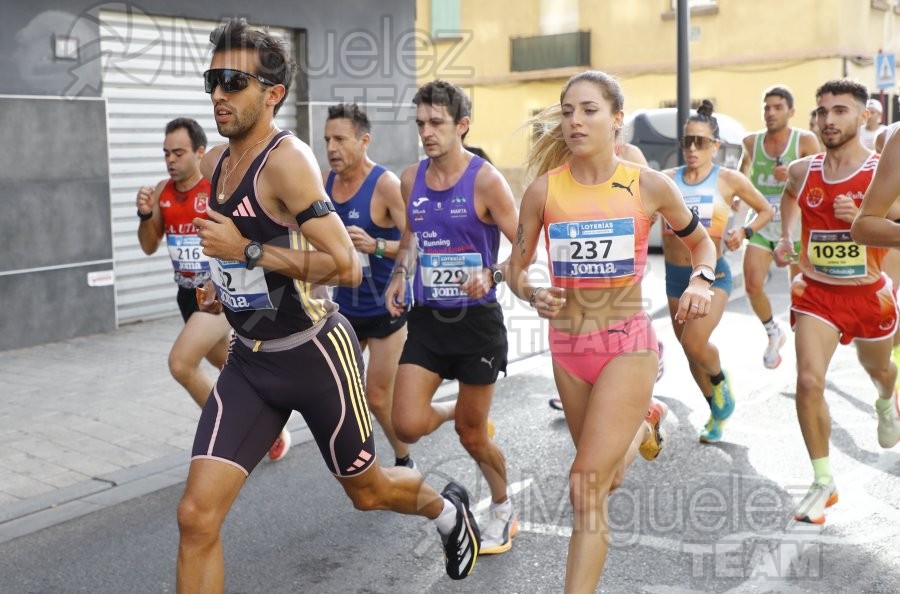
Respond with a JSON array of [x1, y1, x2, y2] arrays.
[[435, 498, 456, 534], [490, 499, 512, 513]]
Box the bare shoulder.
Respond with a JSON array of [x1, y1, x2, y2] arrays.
[[659, 166, 678, 179], [786, 154, 814, 182], [640, 166, 678, 192], [788, 154, 814, 170], [717, 166, 743, 184], [260, 136, 321, 183], [200, 144, 228, 179], [374, 167, 401, 191], [475, 159, 512, 194], [373, 167, 402, 206], [718, 166, 754, 193], [399, 163, 419, 185], [523, 172, 548, 199], [520, 173, 548, 216], [620, 143, 648, 166], [796, 129, 821, 155]]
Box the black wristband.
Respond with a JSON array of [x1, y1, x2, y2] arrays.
[[744, 225, 755, 239], [137, 209, 152, 221], [673, 211, 699, 237]]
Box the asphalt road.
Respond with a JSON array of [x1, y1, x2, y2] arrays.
[[2, 269, 899, 593]]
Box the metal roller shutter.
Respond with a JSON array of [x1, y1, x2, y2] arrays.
[[100, 10, 298, 324]]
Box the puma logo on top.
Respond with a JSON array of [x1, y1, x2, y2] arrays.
[[612, 179, 635, 197]]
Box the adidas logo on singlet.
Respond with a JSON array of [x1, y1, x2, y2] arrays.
[[232, 196, 257, 218]]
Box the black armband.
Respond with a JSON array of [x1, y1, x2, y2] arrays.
[[673, 211, 700, 237], [295, 200, 336, 227]]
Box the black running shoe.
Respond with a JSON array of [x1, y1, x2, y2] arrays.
[[439, 482, 480, 580]]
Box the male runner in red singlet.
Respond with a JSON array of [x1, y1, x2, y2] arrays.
[[775, 79, 900, 525], [137, 118, 291, 463]]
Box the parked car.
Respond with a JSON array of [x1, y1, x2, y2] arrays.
[[624, 108, 747, 250]]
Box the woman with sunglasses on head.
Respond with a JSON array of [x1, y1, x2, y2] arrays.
[[508, 71, 717, 592], [661, 100, 774, 444]]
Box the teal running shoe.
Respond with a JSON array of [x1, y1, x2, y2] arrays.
[[710, 371, 735, 421], [699, 416, 725, 443]]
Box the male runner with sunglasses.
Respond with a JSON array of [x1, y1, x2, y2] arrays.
[[740, 86, 820, 369], [177, 19, 481, 593]]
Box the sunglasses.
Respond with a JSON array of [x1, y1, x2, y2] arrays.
[[203, 68, 275, 94], [682, 135, 717, 150]]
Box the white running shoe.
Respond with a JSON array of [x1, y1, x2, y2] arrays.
[[268, 428, 291, 462], [479, 502, 519, 555], [793, 481, 838, 525], [875, 390, 900, 449], [763, 324, 786, 369]]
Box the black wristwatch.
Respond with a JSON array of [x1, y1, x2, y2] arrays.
[[690, 267, 715, 284], [137, 209, 153, 221], [244, 241, 264, 270], [489, 266, 504, 287], [744, 225, 755, 239]]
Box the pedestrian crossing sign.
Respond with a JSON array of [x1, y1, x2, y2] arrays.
[[876, 53, 896, 90]]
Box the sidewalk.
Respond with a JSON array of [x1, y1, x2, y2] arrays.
[[0, 252, 709, 544]]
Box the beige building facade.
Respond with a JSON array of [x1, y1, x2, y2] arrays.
[[416, 0, 900, 175]]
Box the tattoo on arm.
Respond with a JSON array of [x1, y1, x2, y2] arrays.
[[516, 224, 525, 256]]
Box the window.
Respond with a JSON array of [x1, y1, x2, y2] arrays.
[[431, 0, 460, 39], [540, 0, 579, 35]]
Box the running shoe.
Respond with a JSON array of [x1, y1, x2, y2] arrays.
[[395, 455, 417, 471], [639, 398, 669, 460], [439, 482, 481, 580], [479, 502, 519, 555], [268, 428, 291, 462], [793, 481, 838, 524], [710, 371, 735, 421], [763, 324, 787, 369], [698, 416, 725, 443], [656, 340, 665, 382], [875, 389, 900, 448], [548, 398, 564, 411]]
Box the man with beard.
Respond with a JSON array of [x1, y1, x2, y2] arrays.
[[775, 79, 900, 525], [177, 20, 481, 594], [740, 86, 821, 369]]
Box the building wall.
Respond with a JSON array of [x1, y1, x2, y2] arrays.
[[1, 0, 418, 349], [417, 0, 900, 170]]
